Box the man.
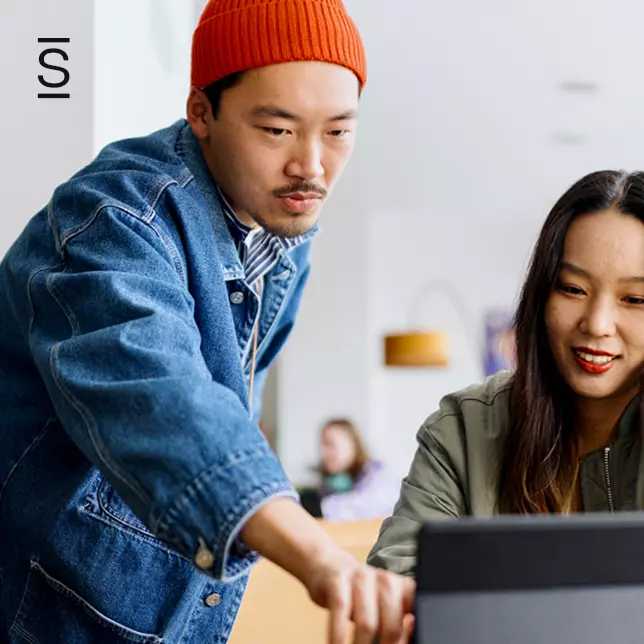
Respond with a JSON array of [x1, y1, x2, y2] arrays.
[[0, 0, 415, 642]]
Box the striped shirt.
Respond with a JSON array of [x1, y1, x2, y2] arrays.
[[216, 187, 313, 291]]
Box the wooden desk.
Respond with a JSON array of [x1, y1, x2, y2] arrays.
[[228, 518, 384, 644]]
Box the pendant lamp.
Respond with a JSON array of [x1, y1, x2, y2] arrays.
[[383, 280, 475, 368]]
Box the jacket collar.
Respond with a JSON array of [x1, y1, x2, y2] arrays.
[[175, 121, 244, 282]]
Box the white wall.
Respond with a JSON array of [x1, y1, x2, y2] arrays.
[[277, 0, 644, 484], [0, 0, 199, 257], [366, 214, 543, 476], [278, 172, 372, 484], [0, 0, 94, 258], [93, 0, 196, 153]]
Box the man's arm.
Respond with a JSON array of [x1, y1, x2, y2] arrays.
[[30, 205, 415, 643], [29, 205, 293, 581]]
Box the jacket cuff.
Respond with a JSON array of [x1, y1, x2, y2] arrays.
[[155, 443, 298, 581], [218, 488, 301, 580]]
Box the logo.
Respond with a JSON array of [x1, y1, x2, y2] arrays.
[[38, 38, 70, 98]]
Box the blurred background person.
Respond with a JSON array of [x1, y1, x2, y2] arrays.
[[301, 418, 401, 522]]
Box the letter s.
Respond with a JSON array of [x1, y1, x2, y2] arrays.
[[38, 48, 70, 88]]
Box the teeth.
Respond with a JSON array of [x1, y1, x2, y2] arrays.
[[575, 350, 615, 365]]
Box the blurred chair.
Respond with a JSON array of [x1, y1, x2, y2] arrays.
[[228, 518, 384, 644]]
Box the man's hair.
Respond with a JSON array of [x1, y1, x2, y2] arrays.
[[203, 72, 245, 118], [203, 69, 362, 118]]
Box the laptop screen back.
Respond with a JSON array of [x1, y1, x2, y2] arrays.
[[415, 514, 644, 644]]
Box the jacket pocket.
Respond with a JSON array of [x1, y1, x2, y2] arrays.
[[9, 560, 163, 644], [80, 472, 179, 558]]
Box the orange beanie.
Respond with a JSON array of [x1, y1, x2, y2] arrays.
[[191, 0, 367, 91]]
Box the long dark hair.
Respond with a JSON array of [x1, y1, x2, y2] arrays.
[[499, 170, 644, 514]]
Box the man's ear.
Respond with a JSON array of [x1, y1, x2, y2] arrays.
[[186, 87, 211, 140]]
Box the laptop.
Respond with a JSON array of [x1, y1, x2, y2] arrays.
[[414, 512, 644, 644]]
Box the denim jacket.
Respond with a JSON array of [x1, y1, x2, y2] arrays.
[[0, 120, 313, 643]]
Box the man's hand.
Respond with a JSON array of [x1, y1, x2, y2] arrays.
[[304, 546, 415, 643], [240, 497, 415, 644]]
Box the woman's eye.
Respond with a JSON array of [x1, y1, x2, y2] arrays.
[[624, 296, 644, 305], [329, 130, 349, 137], [558, 283, 585, 296]]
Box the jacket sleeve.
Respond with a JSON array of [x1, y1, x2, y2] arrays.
[[28, 205, 297, 581], [366, 394, 469, 577]]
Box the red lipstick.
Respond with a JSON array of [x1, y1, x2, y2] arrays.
[[572, 347, 618, 375]]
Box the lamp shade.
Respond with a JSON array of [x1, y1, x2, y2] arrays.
[[384, 330, 449, 367]]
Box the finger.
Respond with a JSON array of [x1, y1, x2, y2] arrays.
[[398, 614, 416, 644], [351, 568, 378, 644], [401, 577, 416, 615], [376, 572, 404, 644], [396, 614, 416, 644], [328, 571, 352, 644]]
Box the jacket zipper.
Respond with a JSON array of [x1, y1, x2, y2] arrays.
[[603, 446, 615, 513]]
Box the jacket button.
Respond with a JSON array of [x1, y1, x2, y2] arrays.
[[230, 291, 244, 304], [195, 545, 215, 570], [204, 592, 222, 607]]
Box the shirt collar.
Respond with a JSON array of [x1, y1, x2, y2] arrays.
[[215, 185, 257, 248]]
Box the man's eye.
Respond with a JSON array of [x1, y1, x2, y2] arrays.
[[263, 128, 288, 137]]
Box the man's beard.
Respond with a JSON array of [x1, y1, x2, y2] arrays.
[[251, 180, 328, 237], [250, 209, 320, 238]]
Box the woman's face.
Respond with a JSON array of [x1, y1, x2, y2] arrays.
[[546, 208, 644, 402], [320, 426, 357, 474]]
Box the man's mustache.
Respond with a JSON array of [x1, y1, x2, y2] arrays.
[[273, 182, 328, 198]]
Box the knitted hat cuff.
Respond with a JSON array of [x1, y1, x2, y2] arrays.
[[191, 0, 366, 90]]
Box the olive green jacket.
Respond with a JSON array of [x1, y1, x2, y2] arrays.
[[366, 371, 644, 576]]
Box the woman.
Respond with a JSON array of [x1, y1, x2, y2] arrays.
[[368, 170, 644, 576], [310, 418, 401, 522]]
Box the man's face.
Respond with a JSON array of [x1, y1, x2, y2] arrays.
[[189, 61, 360, 237]]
